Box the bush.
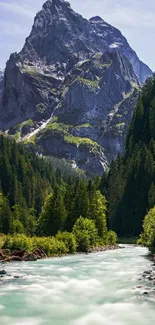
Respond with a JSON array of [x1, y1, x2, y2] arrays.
[[3, 235, 68, 257], [3, 234, 33, 251], [32, 236, 68, 256], [138, 207, 155, 251], [106, 231, 117, 245], [56, 232, 77, 253], [73, 216, 98, 252]]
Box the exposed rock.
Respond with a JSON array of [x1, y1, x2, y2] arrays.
[[22, 253, 38, 261], [0, 270, 7, 275], [5, 256, 22, 262], [0, 0, 152, 175], [0, 69, 4, 97]]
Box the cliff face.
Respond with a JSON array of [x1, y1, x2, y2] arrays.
[[0, 0, 152, 175], [0, 69, 4, 98]]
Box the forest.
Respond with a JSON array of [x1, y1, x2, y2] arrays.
[[0, 135, 116, 254], [101, 74, 155, 253]]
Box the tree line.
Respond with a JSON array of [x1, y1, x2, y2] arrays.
[[99, 75, 155, 251], [0, 135, 116, 252]]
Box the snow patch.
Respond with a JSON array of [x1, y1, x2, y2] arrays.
[[109, 42, 122, 49]]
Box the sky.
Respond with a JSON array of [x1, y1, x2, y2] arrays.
[[0, 0, 155, 70]]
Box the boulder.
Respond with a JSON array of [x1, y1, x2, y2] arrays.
[[22, 253, 38, 261], [0, 270, 7, 275], [5, 256, 22, 262]]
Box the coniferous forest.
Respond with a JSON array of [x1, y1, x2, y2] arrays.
[[0, 135, 116, 255], [101, 75, 155, 253]]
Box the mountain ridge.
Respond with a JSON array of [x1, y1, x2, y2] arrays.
[[0, 0, 152, 175]]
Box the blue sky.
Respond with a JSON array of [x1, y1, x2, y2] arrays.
[[0, 0, 155, 70]]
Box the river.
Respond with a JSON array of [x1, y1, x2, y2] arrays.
[[0, 246, 155, 325]]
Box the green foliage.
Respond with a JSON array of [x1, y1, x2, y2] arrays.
[[77, 77, 99, 88], [11, 220, 25, 234], [106, 231, 118, 245], [56, 232, 77, 253], [32, 236, 68, 256], [138, 207, 155, 250], [38, 122, 99, 149], [89, 190, 107, 240], [0, 135, 118, 254], [73, 216, 98, 252], [104, 76, 155, 237], [3, 234, 33, 251], [37, 186, 67, 236], [0, 192, 12, 234], [3, 234, 68, 256]]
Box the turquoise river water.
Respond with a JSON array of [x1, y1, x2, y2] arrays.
[[0, 246, 155, 325]]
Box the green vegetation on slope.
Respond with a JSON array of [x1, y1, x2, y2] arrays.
[[0, 135, 117, 253], [77, 77, 99, 88], [100, 75, 155, 238], [37, 121, 99, 149]]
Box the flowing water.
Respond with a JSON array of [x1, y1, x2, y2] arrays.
[[0, 246, 155, 325]]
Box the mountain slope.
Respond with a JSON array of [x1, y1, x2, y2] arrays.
[[0, 0, 152, 175], [106, 76, 155, 237], [0, 69, 4, 97]]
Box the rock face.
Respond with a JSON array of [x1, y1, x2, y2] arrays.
[[0, 69, 4, 97], [0, 0, 152, 175]]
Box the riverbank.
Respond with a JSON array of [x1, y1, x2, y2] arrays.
[[0, 245, 122, 264]]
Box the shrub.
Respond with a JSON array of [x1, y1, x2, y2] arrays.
[[138, 207, 155, 250], [32, 236, 68, 256], [3, 235, 68, 257], [73, 216, 98, 252], [3, 234, 33, 251], [106, 231, 117, 245], [56, 232, 77, 253]]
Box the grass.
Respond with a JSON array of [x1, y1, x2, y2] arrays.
[[94, 62, 112, 68], [77, 77, 99, 88], [45, 121, 70, 133], [14, 131, 21, 141], [27, 134, 36, 144], [74, 123, 91, 128], [36, 120, 99, 150], [64, 134, 99, 148]]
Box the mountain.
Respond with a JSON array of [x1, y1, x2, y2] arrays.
[[0, 0, 152, 175], [0, 69, 4, 96]]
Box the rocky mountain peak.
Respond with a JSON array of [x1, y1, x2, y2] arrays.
[[89, 16, 105, 24], [0, 0, 153, 175]]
